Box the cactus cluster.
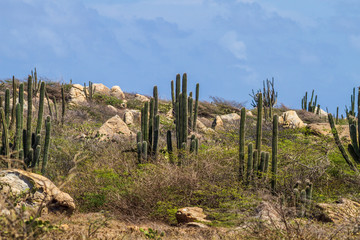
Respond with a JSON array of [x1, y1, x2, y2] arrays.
[[168, 73, 200, 163], [293, 180, 313, 217], [262, 78, 278, 120], [137, 86, 160, 162], [1, 74, 51, 174], [301, 90, 318, 113], [84, 81, 96, 102], [238, 102, 277, 190]]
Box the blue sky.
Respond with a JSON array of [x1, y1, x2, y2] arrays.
[[1, 0, 360, 113]]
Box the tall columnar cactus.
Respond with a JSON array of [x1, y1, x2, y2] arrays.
[[84, 81, 96, 102], [246, 143, 253, 184], [271, 115, 278, 192], [328, 113, 358, 172], [0, 108, 10, 161], [193, 83, 199, 131], [301, 90, 318, 113], [255, 93, 263, 154], [45, 90, 52, 118], [15, 103, 21, 159], [36, 82, 45, 135], [5, 88, 10, 127], [10, 76, 17, 128], [61, 85, 65, 125], [166, 130, 174, 163], [262, 78, 277, 120], [239, 107, 246, 181], [25, 75, 33, 161], [19, 83, 24, 131], [41, 116, 51, 174], [336, 107, 339, 124]]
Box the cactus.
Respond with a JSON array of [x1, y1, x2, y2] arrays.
[[142, 141, 148, 160], [193, 83, 199, 131], [262, 78, 277, 120], [166, 130, 174, 163], [328, 113, 358, 172], [253, 150, 258, 177], [239, 107, 246, 181], [264, 152, 270, 178], [336, 107, 339, 124], [84, 81, 96, 102], [10, 76, 17, 128], [152, 115, 160, 157], [0, 108, 10, 162], [19, 83, 24, 131], [5, 88, 10, 127], [246, 143, 253, 184], [25, 75, 32, 160], [41, 116, 51, 174], [259, 151, 266, 177], [271, 115, 278, 192], [255, 93, 263, 154], [305, 179, 313, 200], [53, 97, 58, 122], [45, 90, 52, 118], [61, 85, 65, 125], [36, 82, 45, 135], [15, 103, 21, 159]]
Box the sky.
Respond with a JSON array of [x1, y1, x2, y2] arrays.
[[1, 0, 360, 114]]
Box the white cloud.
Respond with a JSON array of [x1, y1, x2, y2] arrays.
[[220, 31, 247, 60]]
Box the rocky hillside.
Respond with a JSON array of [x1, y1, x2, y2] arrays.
[[1, 73, 360, 239]]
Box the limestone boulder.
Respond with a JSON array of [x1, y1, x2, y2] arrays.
[[111, 86, 125, 100], [307, 123, 350, 140], [93, 83, 111, 96], [0, 169, 75, 215], [69, 84, 86, 105], [176, 207, 210, 224], [314, 107, 328, 117], [106, 105, 118, 115], [316, 198, 360, 224], [97, 115, 134, 141], [124, 111, 134, 125], [279, 110, 306, 128], [135, 94, 150, 103], [220, 113, 240, 122]]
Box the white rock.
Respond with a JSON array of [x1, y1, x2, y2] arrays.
[[279, 110, 306, 128], [220, 113, 240, 122], [111, 86, 125, 100], [97, 115, 134, 141], [93, 83, 110, 95], [69, 84, 86, 105], [135, 94, 150, 102], [106, 105, 118, 114], [124, 111, 134, 125]]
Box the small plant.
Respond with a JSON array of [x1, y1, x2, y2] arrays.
[[140, 228, 164, 240]]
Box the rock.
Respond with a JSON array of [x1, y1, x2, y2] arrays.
[[307, 123, 350, 140], [185, 222, 208, 228], [255, 201, 283, 229], [111, 86, 125, 100], [279, 110, 306, 128], [106, 105, 118, 115], [220, 113, 240, 122], [135, 94, 150, 103], [97, 115, 134, 141], [121, 99, 127, 108], [93, 83, 110, 95], [176, 207, 210, 224], [166, 108, 173, 119], [316, 198, 360, 224], [246, 111, 254, 117], [314, 107, 328, 117], [124, 111, 134, 125], [0, 169, 75, 215], [211, 115, 224, 130], [196, 119, 215, 134], [69, 84, 87, 105]]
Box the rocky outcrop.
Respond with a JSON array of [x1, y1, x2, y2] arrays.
[[176, 207, 210, 224], [93, 83, 110, 96], [124, 111, 134, 125], [97, 115, 134, 141], [135, 94, 150, 102], [69, 84, 87, 105], [307, 123, 350, 140], [0, 169, 75, 215], [316, 198, 360, 224], [106, 105, 118, 115], [220, 113, 240, 122], [111, 86, 125, 100], [279, 110, 306, 128], [211, 115, 224, 130], [314, 107, 328, 117]]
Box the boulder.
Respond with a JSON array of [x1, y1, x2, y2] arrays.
[[97, 115, 134, 141], [124, 111, 134, 125], [314, 107, 328, 117], [316, 198, 360, 224], [246, 111, 254, 117], [135, 94, 150, 103], [211, 115, 224, 130], [307, 123, 350, 140], [106, 105, 118, 115], [279, 110, 306, 128], [110, 86, 125, 100], [93, 83, 111, 96], [176, 207, 210, 224], [196, 119, 215, 134], [0, 169, 75, 215], [220, 113, 240, 122], [69, 84, 86, 105]]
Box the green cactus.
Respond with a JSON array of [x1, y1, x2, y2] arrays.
[[255, 93, 263, 154], [61, 84, 65, 125], [36, 82, 45, 135], [239, 107, 246, 181], [15, 103, 21, 159], [271, 115, 278, 192], [246, 143, 253, 184], [259, 151, 266, 177], [193, 83, 199, 131], [10, 76, 17, 128], [142, 141, 148, 160], [5, 88, 10, 127], [328, 113, 358, 172], [41, 116, 51, 174], [166, 130, 174, 164], [25, 75, 32, 161], [152, 115, 160, 157], [305, 179, 313, 201], [0, 108, 10, 162], [45, 89, 52, 118], [19, 83, 24, 131], [84, 81, 96, 102]]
